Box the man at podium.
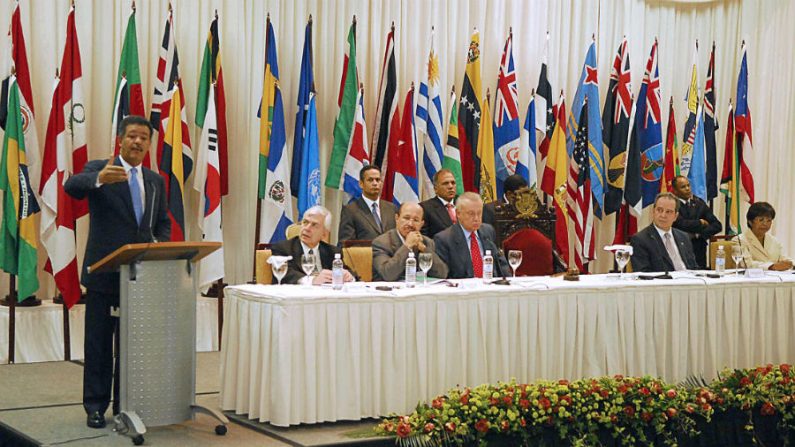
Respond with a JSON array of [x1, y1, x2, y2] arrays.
[[64, 115, 170, 429]]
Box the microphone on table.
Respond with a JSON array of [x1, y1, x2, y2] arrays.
[[147, 182, 158, 243]]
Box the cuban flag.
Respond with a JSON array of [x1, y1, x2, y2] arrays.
[[342, 87, 369, 202], [392, 85, 419, 207]]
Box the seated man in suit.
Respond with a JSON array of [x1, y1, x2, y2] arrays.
[[338, 165, 396, 246], [420, 169, 458, 239], [434, 192, 510, 279], [483, 174, 529, 226], [630, 192, 698, 273], [671, 176, 722, 268], [271, 205, 355, 285], [372, 202, 448, 281]]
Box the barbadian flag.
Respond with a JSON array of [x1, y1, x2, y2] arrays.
[[0, 77, 39, 300]]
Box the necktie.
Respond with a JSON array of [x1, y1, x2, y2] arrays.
[[371, 202, 382, 231], [470, 232, 483, 277], [446, 203, 457, 224], [663, 232, 687, 271], [129, 167, 143, 224]]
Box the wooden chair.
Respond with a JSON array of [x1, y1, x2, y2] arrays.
[[709, 236, 738, 269], [255, 249, 273, 284], [285, 223, 301, 240], [342, 240, 373, 282]]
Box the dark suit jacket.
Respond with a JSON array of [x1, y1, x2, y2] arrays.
[[673, 197, 722, 268], [433, 223, 510, 279], [629, 225, 698, 273], [420, 197, 454, 239], [337, 197, 396, 245], [372, 229, 448, 281], [64, 158, 170, 294], [270, 237, 339, 285], [482, 201, 498, 226]]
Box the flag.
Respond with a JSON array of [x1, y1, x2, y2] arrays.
[[519, 94, 537, 189], [326, 18, 359, 190], [392, 86, 419, 207], [158, 85, 192, 241], [567, 41, 606, 218], [258, 17, 277, 198], [0, 3, 40, 194], [112, 5, 149, 168], [679, 41, 699, 176], [478, 92, 496, 203], [637, 41, 664, 207], [0, 78, 39, 300], [541, 93, 569, 264], [614, 98, 641, 244], [443, 87, 464, 195], [291, 18, 316, 207], [371, 25, 400, 201], [602, 37, 631, 215], [341, 87, 369, 201], [661, 97, 680, 192], [687, 103, 707, 200], [567, 101, 594, 271], [493, 32, 520, 199], [535, 34, 555, 179], [192, 83, 224, 291], [416, 28, 444, 200], [258, 19, 292, 243], [457, 29, 482, 192], [703, 41, 719, 201], [196, 13, 229, 196], [719, 104, 740, 234], [149, 8, 184, 174], [732, 43, 755, 204], [297, 92, 320, 218]]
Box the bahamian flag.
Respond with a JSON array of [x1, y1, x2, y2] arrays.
[[259, 18, 293, 243], [0, 78, 39, 300], [687, 104, 707, 200], [416, 28, 444, 200], [637, 41, 664, 207], [493, 32, 520, 199], [567, 41, 606, 218], [291, 18, 314, 200], [326, 18, 358, 190], [297, 92, 320, 218], [443, 87, 464, 195]]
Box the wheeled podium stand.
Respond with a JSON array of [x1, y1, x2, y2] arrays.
[[89, 241, 228, 445]]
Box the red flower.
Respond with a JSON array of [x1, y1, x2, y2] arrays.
[[618, 384, 628, 394], [624, 405, 636, 418], [502, 396, 513, 406], [383, 421, 395, 432], [432, 398, 444, 409], [600, 389, 610, 398], [760, 402, 776, 416], [559, 395, 572, 406], [641, 412, 653, 422], [460, 393, 470, 405], [665, 389, 677, 399], [489, 397, 499, 406], [444, 422, 456, 432], [501, 420, 510, 431], [538, 397, 551, 410], [739, 376, 752, 387], [640, 387, 651, 396], [396, 422, 412, 438], [781, 364, 791, 375], [666, 408, 678, 418], [520, 418, 527, 427], [519, 399, 530, 409], [475, 419, 490, 433], [423, 422, 435, 433], [558, 379, 570, 386]]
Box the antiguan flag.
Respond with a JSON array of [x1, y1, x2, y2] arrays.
[[493, 31, 520, 200], [258, 18, 293, 244], [416, 28, 445, 200], [679, 41, 698, 177], [602, 37, 631, 215], [661, 97, 680, 193], [326, 17, 359, 191], [478, 91, 496, 203], [637, 40, 664, 207], [458, 29, 483, 193], [703, 41, 719, 201], [567, 41, 605, 218], [392, 85, 419, 207], [158, 84, 193, 242], [196, 13, 229, 196], [291, 17, 318, 212], [112, 4, 149, 167], [0, 78, 39, 300], [341, 87, 369, 202], [443, 86, 464, 195], [371, 24, 400, 200]]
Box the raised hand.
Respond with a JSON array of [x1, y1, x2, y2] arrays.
[[98, 156, 128, 185]]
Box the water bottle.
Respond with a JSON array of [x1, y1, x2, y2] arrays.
[[715, 245, 726, 275], [405, 252, 417, 288], [332, 253, 344, 290], [483, 249, 494, 282]]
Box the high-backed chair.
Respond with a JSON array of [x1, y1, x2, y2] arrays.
[[342, 240, 373, 282], [255, 249, 273, 284], [285, 223, 301, 240]]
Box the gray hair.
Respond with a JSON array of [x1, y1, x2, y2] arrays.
[[303, 205, 332, 230], [455, 191, 483, 211]]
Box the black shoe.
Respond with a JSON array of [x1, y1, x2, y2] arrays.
[[87, 411, 106, 429]]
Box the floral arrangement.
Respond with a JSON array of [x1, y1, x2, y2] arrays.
[[375, 363, 795, 446]]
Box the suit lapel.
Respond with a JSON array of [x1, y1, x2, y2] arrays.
[[434, 199, 452, 226], [112, 157, 139, 226], [357, 198, 382, 234], [453, 225, 473, 276], [648, 228, 674, 270]]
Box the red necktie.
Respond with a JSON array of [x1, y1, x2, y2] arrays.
[[470, 232, 483, 277], [446, 203, 457, 224]]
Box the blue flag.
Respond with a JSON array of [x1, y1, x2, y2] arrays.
[[518, 96, 536, 188], [297, 92, 320, 218], [637, 41, 664, 207], [687, 106, 707, 200], [291, 20, 314, 197]]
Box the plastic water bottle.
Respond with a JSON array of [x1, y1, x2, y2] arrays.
[[332, 253, 344, 290], [405, 252, 417, 288], [715, 245, 726, 275], [483, 250, 494, 282]]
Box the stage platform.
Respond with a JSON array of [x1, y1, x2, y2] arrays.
[[0, 352, 389, 446]]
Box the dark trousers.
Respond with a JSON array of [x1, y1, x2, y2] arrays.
[[83, 289, 120, 416], [693, 238, 708, 269]]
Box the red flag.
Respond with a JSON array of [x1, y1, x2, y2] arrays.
[[661, 97, 679, 192]]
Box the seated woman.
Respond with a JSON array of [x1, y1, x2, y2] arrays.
[[737, 202, 793, 271]]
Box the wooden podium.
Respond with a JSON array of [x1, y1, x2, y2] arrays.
[[89, 241, 227, 445]]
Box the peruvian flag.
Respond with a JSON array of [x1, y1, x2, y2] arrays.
[[39, 5, 88, 309]]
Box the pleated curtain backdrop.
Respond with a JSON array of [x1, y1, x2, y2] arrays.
[[0, 0, 793, 294]]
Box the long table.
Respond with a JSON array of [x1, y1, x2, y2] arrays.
[[219, 273, 795, 427]]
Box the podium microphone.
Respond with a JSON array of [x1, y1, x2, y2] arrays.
[[148, 182, 158, 243]]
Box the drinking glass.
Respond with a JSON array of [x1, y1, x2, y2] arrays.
[[301, 254, 315, 286], [507, 250, 523, 278], [731, 244, 743, 275], [272, 261, 288, 285], [614, 249, 631, 279], [418, 253, 433, 286]]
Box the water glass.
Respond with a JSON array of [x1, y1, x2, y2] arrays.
[[507, 250, 522, 278], [418, 253, 433, 286]]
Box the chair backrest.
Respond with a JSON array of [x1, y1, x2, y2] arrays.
[[285, 223, 301, 240], [503, 228, 554, 276], [255, 249, 273, 284], [342, 246, 373, 282], [709, 239, 738, 270]]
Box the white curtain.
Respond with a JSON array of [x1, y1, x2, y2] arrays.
[[0, 0, 793, 294]]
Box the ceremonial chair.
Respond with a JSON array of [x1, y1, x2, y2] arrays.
[[342, 240, 373, 282], [709, 235, 738, 269], [285, 223, 302, 240], [494, 187, 565, 276], [255, 249, 273, 284]]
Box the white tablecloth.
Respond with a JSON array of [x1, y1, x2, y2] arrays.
[[219, 272, 795, 427]]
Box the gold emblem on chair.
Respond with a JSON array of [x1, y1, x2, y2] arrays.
[[515, 187, 540, 219]]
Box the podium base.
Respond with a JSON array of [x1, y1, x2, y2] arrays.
[[0, 295, 42, 307], [201, 282, 227, 298], [53, 292, 88, 305]]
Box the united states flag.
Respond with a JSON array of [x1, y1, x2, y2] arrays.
[[567, 102, 594, 272]]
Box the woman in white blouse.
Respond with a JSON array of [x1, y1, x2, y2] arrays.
[[737, 202, 793, 271]]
